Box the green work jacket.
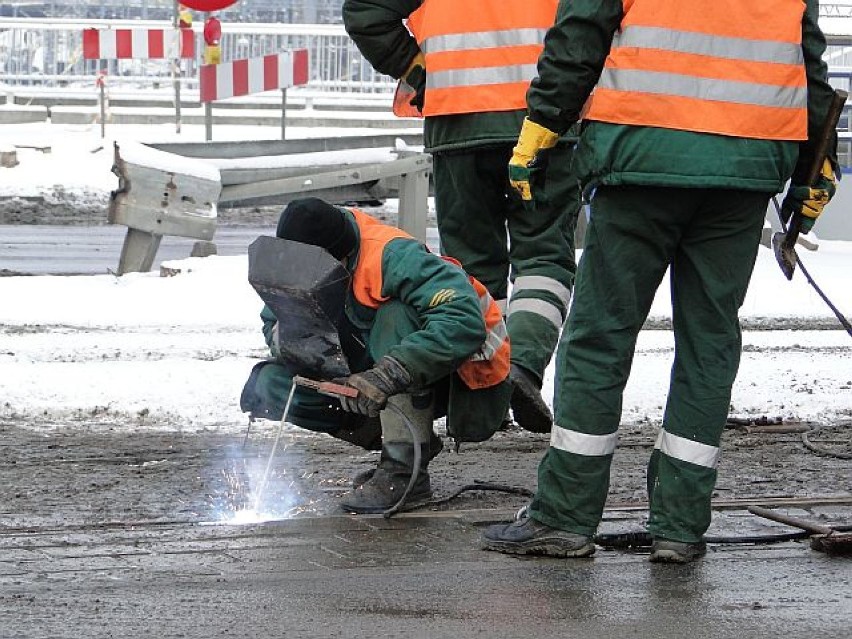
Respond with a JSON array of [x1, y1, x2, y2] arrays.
[[262, 209, 511, 442], [527, 0, 837, 194]]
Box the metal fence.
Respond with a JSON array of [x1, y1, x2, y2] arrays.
[[0, 18, 395, 94]]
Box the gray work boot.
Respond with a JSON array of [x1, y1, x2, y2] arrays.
[[341, 392, 434, 514], [340, 459, 432, 514], [481, 516, 595, 557], [509, 364, 553, 433], [352, 429, 443, 488], [649, 538, 707, 564]]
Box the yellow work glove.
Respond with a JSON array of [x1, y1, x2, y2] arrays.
[[508, 118, 560, 205], [781, 158, 838, 234]]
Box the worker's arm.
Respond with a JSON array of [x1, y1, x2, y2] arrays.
[[791, 0, 839, 183], [379, 239, 487, 387], [342, 0, 423, 79], [525, 0, 623, 134], [259, 304, 280, 357]]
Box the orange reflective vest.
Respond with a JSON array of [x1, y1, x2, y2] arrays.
[[407, 0, 558, 117], [349, 209, 510, 389], [584, 0, 808, 141]]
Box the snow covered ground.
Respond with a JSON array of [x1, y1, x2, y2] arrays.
[[2, 246, 850, 433], [0, 120, 851, 434]]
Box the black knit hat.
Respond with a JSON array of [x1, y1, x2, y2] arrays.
[[275, 198, 358, 261]]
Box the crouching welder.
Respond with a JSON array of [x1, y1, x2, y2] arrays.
[[240, 198, 512, 514]]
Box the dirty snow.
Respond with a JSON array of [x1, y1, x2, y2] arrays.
[[0, 120, 850, 433]]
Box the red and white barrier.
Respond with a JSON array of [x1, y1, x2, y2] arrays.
[[199, 49, 309, 103], [82, 28, 195, 60]]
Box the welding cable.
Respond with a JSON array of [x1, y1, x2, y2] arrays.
[[595, 525, 852, 550], [802, 421, 852, 460], [381, 401, 423, 519], [422, 481, 535, 508], [772, 196, 852, 338]]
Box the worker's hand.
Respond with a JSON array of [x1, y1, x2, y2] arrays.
[[508, 117, 559, 207], [338, 356, 412, 417], [403, 52, 426, 112], [781, 159, 838, 234]]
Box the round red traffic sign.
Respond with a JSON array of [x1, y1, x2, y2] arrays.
[[179, 0, 238, 11]]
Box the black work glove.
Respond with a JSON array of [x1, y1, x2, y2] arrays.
[[338, 356, 412, 417], [405, 64, 426, 112]]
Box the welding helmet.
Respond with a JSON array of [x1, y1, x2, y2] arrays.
[[248, 229, 353, 379]]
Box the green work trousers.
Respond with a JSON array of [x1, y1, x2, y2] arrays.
[[530, 185, 770, 543], [433, 144, 580, 382]]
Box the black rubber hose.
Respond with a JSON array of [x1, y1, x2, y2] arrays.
[[381, 401, 423, 519], [595, 524, 852, 549]]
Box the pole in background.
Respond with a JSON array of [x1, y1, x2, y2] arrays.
[[203, 14, 222, 142], [205, 101, 213, 141], [172, 1, 184, 135], [97, 69, 107, 139], [281, 88, 287, 140]]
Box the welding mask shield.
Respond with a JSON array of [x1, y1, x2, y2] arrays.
[[248, 236, 351, 379]]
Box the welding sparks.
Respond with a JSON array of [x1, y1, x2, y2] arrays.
[[205, 442, 309, 525]]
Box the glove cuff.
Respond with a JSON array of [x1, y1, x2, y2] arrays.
[[512, 118, 559, 166], [404, 52, 426, 81], [375, 356, 412, 393]]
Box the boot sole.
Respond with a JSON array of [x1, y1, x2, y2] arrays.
[[482, 538, 596, 558]]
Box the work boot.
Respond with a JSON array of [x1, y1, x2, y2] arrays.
[[509, 364, 553, 433], [339, 459, 432, 514], [481, 516, 595, 558], [649, 538, 707, 564], [341, 392, 434, 514], [351, 429, 443, 488]]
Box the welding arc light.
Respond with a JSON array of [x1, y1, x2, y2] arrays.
[[179, 0, 238, 11]]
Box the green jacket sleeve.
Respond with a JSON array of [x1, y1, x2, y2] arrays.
[[526, 0, 623, 134], [342, 0, 423, 79], [379, 239, 487, 386], [791, 0, 839, 183], [260, 304, 279, 357]]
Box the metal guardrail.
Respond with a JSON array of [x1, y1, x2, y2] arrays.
[[0, 18, 395, 94], [108, 140, 432, 274]]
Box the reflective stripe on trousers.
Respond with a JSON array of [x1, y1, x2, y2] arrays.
[[509, 275, 572, 330]]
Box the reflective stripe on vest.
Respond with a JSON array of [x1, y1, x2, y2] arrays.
[[439, 255, 511, 389], [408, 0, 558, 117], [349, 209, 508, 389], [584, 0, 807, 141]]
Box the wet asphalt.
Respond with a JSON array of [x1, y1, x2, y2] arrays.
[[2, 507, 851, 638]]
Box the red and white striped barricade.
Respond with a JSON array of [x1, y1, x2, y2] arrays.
[[82, 28, 195, 60], [199, 49, 309, 103]]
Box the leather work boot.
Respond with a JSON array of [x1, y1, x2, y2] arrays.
[[339, 460, 432, 514], [509, 364, 553, 433], [649, 538, 707, 564], [351, 429, 443, 488], [341, 392, 434, 514], [481, 516, 595, 558]]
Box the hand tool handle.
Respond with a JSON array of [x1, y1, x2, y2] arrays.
[[292, 375, 359, 398], [805, 88, 847, 186], [785, 89, 848, 243], [748, 505, 834, 535]]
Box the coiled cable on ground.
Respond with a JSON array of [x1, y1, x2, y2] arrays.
[[802, 421, 852, 460]]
